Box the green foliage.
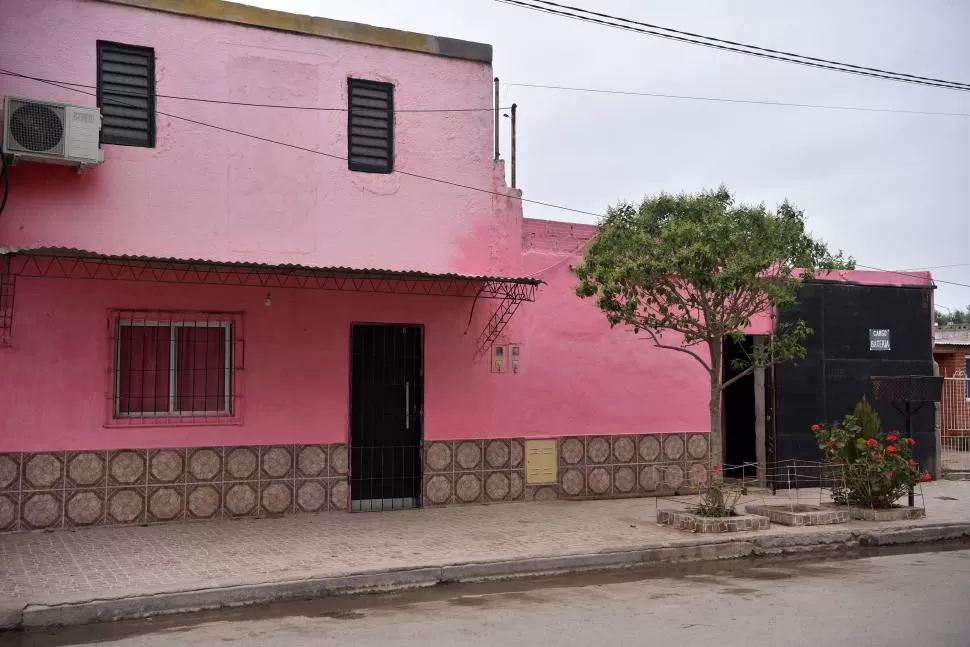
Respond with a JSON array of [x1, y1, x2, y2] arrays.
[[937, 306, 970, 325], [694, 471, 747, 517], [574, 186, 850, 378], [812, 398, 930, 508]]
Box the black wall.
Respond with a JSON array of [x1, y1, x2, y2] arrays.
[[772, 281, 936, 482]]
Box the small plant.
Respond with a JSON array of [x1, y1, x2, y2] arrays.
[[812, 398, 929, 509], [693, 466, 748, 517]]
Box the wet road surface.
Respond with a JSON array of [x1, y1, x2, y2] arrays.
[[5, 543, 970, 647]]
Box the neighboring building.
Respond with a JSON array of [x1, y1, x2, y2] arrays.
[[934, 324, 970, 443], [0, 0, 712, 531]]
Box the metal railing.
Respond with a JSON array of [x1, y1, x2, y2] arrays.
[[940, 375, 970, 473]]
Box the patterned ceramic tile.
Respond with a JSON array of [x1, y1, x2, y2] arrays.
[[454, 472, 483, 503], [23, 453, 64, 490], [328, 478, 348, 511], [186, 447, 223, 483], [224, 447, 258, 481], [663, 463, 686, 489], [222, 482, 258, 517], [611, 436, 637, 465], [295, 479, 328, 513], [559, 467, 585, 497], [296, 445, 328, 478], [638, 435, 662, 463], [687, 462, 709, 487], [21, 490, 63, 529], [64, 489, 105, 527], [613, 465, 637, 495], [147, 485, 185, 522], [186, 484, 221, 520], [484, 471, 511, 502], [558, 437, 585, 467], [260, 446, 294, 480], [329, 445, 349, 477], [662, 434, 686, 462], [423, 473, 453, 507], [524, 485, 558, 502], [148, 449, 185, 485], [586, 437, 611, 465], [454, 441, 483, 471], [260, 480, 294, 516], [587, 465, 612, 496], [687, 433, 710, 461], [107, 487, 145, 525], [424, 441, 453, 473], [108, 450, 147, 487], [0, 454, 21, 491], [66, 451, 107, 489], [510, 439, 524, 469], [484, 440, 511, 470], [509, 471, 525, 501], [638, 464, 662, 493], [0, 492, 19, 531]]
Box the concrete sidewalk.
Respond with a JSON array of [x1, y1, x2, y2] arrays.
[[2, 481, 968, 629]]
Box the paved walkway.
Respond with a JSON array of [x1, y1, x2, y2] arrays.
[[1, 481, 967, 610]]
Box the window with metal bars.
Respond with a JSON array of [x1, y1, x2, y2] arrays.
[[347, 78, 394, 173], [112, 314, 237, 419], [97, 41, 156, 147]]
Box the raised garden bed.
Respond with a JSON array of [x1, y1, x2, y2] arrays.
[[822, 503, 926, 521], [744, 503, 849, 527], [657, 509, 769, 533]]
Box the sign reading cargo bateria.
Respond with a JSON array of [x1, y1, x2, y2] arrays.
[[869, 329, 891, 351]]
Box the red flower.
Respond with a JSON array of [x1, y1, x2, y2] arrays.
[[907, 438, 916, 446], [919, 470, 932, 482], [826, 440, 834, 448], [811, 424, 820, 432], [886, 445, 898, 454], [885, 470, 893, 477], [711, 465, 722, 474], [887, 433, 899, 442], [865, 438, 879, 449]]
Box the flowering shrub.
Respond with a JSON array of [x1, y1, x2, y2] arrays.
[[812, 398, 928, 508], [693, 465, 748, 517]]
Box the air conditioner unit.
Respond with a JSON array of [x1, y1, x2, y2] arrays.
[[2, 95, 104, 168]]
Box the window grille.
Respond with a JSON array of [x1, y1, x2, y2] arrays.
[[97, 41, 156, 147], [347, 78, 394, 173]]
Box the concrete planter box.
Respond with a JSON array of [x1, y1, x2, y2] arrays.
[[744, 504, 849, 527], [657, 509, 769, 533], [822, 503, 926, 521]]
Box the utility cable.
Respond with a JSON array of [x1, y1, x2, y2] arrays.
[[495, 0, 970, 92]]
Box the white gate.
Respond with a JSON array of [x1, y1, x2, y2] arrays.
[[941, 375, 970, 472]]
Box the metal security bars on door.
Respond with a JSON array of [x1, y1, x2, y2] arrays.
[[109, 311, 243, 425], [350, 324, 423, 512]]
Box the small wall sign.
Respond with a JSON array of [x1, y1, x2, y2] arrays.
[[869, 329, 891, 351]]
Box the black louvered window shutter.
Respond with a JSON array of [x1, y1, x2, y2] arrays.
[[97, 41, 156, 148], [347, 79, 394, 173]]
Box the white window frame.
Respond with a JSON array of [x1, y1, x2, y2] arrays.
[[965, 355, 970, 401], [114, 319, 233, 417]]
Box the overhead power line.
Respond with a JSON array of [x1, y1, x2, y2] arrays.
[[495, 0, 970, 92], [854, 265, 970, 289], [506, 82, 970, 118], [0, 70, 503, 113]]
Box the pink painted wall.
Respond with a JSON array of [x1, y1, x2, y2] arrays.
[[0, 0, 521, 278]]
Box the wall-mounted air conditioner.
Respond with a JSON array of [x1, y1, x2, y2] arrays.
[[2, 96, 104, 168]]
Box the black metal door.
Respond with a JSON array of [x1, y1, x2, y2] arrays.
[[350, 324, 423, 512]]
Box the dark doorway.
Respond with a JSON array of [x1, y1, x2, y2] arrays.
[[350, 324, 423, 512], [723, 335, 757, 479]]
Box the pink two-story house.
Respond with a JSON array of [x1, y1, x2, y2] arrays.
[[0, 0, 712, 532]]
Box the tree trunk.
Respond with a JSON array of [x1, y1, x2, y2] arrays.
[[708, 339, 723, 467]]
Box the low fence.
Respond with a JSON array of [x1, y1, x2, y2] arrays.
[[941, 376, 970, 473]]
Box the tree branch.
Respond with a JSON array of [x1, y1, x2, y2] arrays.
[[721, 366, 755, 391], [640, 328, 711, 373]]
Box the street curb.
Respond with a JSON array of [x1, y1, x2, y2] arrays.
[[13, 522, 970, 630]]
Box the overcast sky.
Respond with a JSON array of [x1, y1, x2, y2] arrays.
[[245, 0, 970, 310]]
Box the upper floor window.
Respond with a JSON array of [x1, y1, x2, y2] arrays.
[[97, 41, 156, 147], [347, 79, 394, 173]]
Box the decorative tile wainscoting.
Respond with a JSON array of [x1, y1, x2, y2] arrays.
[[0, 433, 710, 532], [422, 432, 711, 507], [0, 444, 348, 532]]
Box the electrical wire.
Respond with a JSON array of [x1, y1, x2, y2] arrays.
[[505, 82, 970, 119], [0, 70, 505, 113], [495, 0, 970, 92], [854, 265, 970, 289]]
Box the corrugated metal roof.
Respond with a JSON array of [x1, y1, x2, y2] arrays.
[[0, 246, 542, 285]]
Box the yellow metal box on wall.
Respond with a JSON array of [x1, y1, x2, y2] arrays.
[[525, 439, 557, 484]]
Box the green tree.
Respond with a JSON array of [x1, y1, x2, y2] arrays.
[[575, 187, 849, 464], [936, 306, 969, 325]]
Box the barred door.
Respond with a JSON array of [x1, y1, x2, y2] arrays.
[[940, 374, 970, 473]]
